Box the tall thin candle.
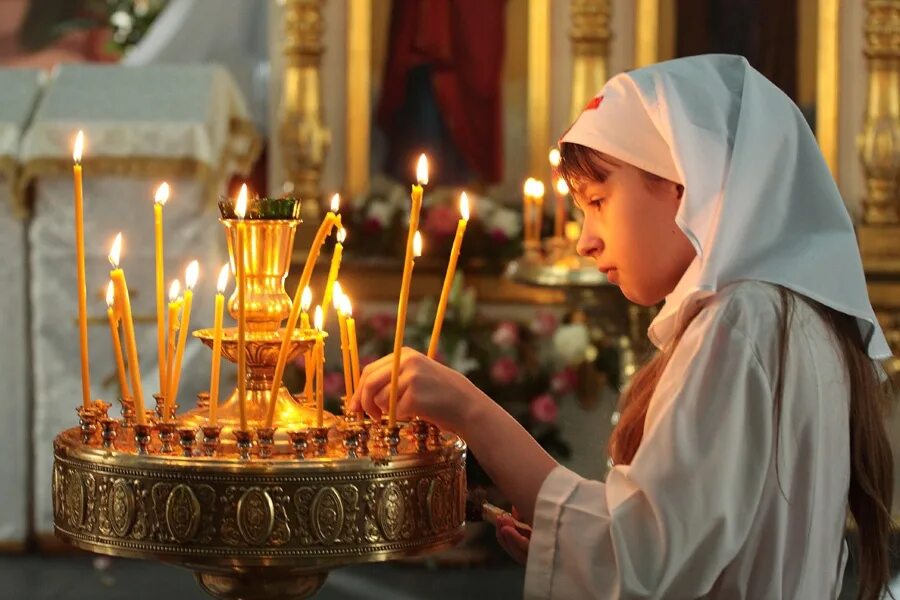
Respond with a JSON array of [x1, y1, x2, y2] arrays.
[[72, 132, 91, 409], [105, 281, 130, 401], [333, 282, 353, 402], [388, 229, 423, 427], [321, 226, 346, 327], [209, 264, 229, 426], [428, 192, 470, 359], [313, 306, 325, 427], [108, 234, 146, 425], [166, 260, 199, 419], [234, 185, 249, 431], [154, 182, 169, 397], [267, 194, 340, 428]]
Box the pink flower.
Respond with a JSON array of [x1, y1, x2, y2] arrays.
[[491, 321, 519, 348], [362, 217, 383, 234], [490, 357, 519, 385], [360, 354, 378, 371], [530, 394, 559, 424], [531, 310, 558, 337], [489, 228, 509, 244], [323, 371, 345, 398], [368, 313, 396, 339], [423, 204, 460, 238], [551, 368, 578, 395]]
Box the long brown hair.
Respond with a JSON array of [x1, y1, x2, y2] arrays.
[[559, 142, 896, 600]]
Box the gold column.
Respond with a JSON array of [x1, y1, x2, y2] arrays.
[[278, 0, 331, 210], [858, 0, 900, 225], [634, 0, 675, 69], [345, 0, 372, 199], [815, 0, 841, 180], [569, 0, 612, 122], [528, 0, 551, 175]]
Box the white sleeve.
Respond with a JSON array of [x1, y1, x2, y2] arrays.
[[525, 307, 774, 599]]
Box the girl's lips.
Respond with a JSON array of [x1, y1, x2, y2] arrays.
[[605, 268, 619, 284]]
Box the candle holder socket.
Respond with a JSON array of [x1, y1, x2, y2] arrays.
[[200, 424, 222, 457], [134, 423, 152, 455], [310, 427, 329, 457], [287, 430, 308, 459], [256, 427, 277, 459], [92, 399, 112, 421], [100, 418, 118, 449], [233, 429, 253, 460], [342, 428, 360, 458], [178, 426, 197, 457], [155, 421, 177, 454], [410, 418, 430, 453], [196, 391, 210, 412], [385, 424, 401, 456], [76, 406, 98, 445], [119, 396, 135, 429]]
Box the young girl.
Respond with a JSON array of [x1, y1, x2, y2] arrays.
[[348, 54, 894, 599]]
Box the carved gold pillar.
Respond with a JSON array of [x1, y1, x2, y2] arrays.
[[858, 0, 900, 225], [569, 0, 612, 122], [278, 0, 330, 211]]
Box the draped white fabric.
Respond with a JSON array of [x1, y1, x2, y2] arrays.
[[0, 69, 43, 545], [31, 176, 228, 534], [25, 65, 251, 534]]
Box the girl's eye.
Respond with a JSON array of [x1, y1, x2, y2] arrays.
[[588, 197, 605, 208]]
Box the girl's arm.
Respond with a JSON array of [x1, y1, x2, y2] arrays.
[[347, 349, 558, 523]]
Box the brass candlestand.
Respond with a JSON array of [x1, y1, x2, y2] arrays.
[[52, 206, 466, 600]]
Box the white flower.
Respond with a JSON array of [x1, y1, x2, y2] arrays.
[[110, 11, 133, 32], [365, 199, 396, 227], [448, 340, 479, 375], [486, 204, 521, 238], [552, 323, 589, 366]]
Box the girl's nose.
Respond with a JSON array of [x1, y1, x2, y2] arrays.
[[576, 224, 602, 257]]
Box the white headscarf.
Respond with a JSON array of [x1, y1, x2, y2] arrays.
[[561, 54, 890, 360]]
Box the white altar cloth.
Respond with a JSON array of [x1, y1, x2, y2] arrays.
[[21, 64, 258, 536]]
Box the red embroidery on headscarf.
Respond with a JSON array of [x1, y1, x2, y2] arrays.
[[584, 95, 604, 110]]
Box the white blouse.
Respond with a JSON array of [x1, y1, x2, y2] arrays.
[[526, 281, 850, 599]]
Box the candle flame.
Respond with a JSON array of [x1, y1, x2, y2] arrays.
[[413, 230, 423, 257], [523, 177, 535, 196], [155, 182, 170, 206], [108, 233, 123, 267], [313, 305, 324, 331], [332, 281, 344, 310], [185, 260, 200, 290], [416, 154, 429, 185], [105, 281, 115, 308], [460, 192, 470, 221], [533, 180, 546, 199], [301, 286, 312, 312], [555, 177, 569, 195], [342, 295, 353, 317], [549, 147, 561, 167], [216, 263, 230, 294], [73, 131, 84, 163], [168, 279, 182, 302], [330, 193, 340, 213], [234, 184, 248, 219], [337, 227, 347, 244]]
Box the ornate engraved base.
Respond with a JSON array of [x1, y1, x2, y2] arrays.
[[52, 427, 466, 599]]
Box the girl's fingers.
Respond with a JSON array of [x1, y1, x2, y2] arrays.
[[499, 526, 529, 564]]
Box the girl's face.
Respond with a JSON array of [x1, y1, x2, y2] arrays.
[[571, 155, 696, 306]]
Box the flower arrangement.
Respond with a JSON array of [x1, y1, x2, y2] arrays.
[[290, 273, 597, 486], [341, 175, 525, 272]]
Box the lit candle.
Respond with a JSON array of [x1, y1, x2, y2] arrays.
[[267, 194, 340, 428], [165, 279, 182, 403], [388, 229, 424, 427], [549, 149, 564, 238], [154, 182, 169, 397], [344, 295, 361, 393], [321, 226, 346, 327], [313, 305, 325, 427], [333, 282, 353, 402], [108, 234, 147, 425], [72, 132, 91, 409], [522, 178, 535, 243], [234, 184, 249, 431], [533, 180, 545, 241], [105, 281, 130, 401], [428, 192, 470, 359], [166, 260, 199, 420], [300, 286, 314, 404], [209, 264, 229, 426], [554, 177, 569, 239]]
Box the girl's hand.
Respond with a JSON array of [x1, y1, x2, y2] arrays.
[[495, 508, 530, 565], [347, 347, 485, 432]]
